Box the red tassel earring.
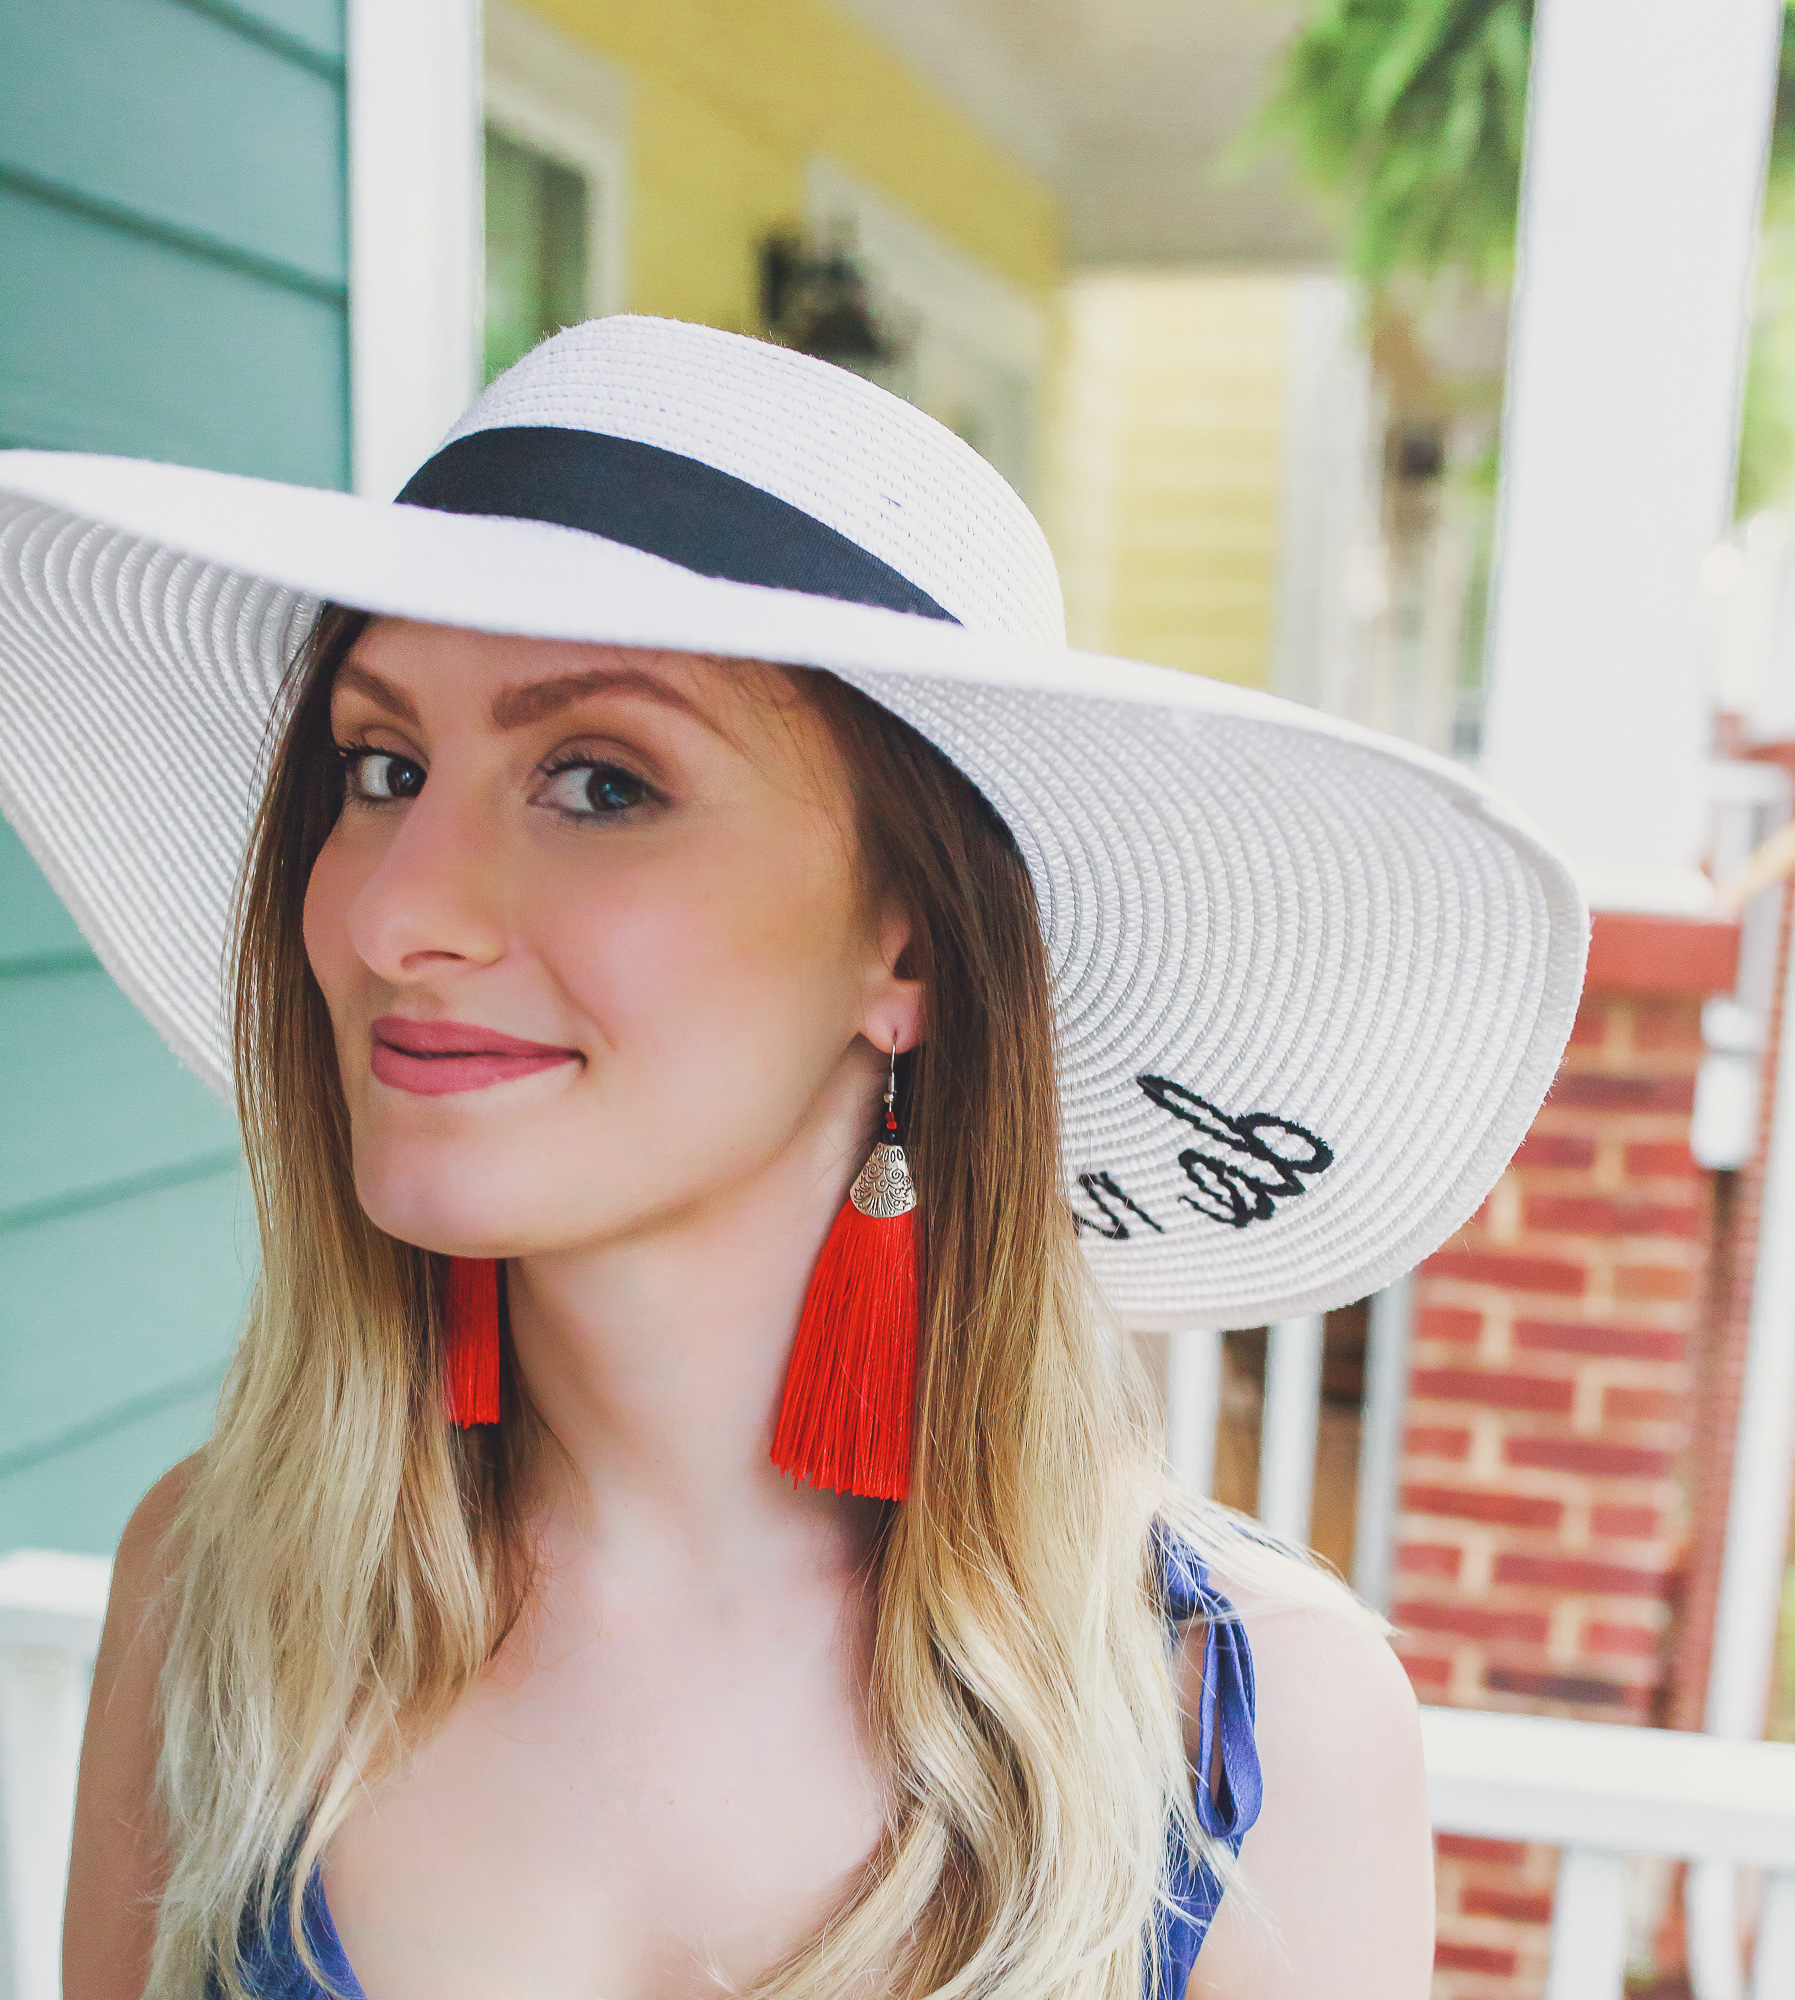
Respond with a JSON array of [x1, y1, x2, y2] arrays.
[[444, 1256, 503, 1426], [772, 1039, 919, 1502]]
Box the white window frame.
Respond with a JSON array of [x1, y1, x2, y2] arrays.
[[483, 1, 630, 325], [347, 0, 484, 498]]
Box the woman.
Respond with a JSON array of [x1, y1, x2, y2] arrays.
[[0, 316, 1582, 1998]]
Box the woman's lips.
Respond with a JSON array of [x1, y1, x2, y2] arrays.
[[370, 1016, 580, 1096]]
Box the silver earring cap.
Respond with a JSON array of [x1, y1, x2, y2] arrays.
[[850, 1141, 917, 1218]]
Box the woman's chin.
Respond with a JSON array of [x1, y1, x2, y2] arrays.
[[352, 1164, 556, 1261], [348, 1136, 744, 1261]]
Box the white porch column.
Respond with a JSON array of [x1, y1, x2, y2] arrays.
[[1353, 1276, 1415, 1612], [1479, 0, 1782, 912], [347, 0, 485, 499], [1708, 912, 1795, 1746], [1165, 1327, 1224, 1497], [1259, 1315, 1324, 1544]]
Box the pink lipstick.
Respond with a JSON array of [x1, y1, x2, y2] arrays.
[[370, 1016, 580, 1096]]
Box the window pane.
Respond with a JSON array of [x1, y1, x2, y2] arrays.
[[483, 124, 590, 385], [484, 126, 543, 383], [539, 154, 589, 340]]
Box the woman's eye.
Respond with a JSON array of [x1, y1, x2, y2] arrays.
[[343, 749, 425, 801], [541, 761, 655, 818]]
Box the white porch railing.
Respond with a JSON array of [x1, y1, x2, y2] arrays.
[[1162, 1278, 1416, 1610], [1424, 1705, 1795, 2000], [0, 1550, 109, 2000], [1161, 1298, 1795, 1997]]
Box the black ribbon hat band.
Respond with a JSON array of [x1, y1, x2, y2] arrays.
[[397, 425, 958, 624]]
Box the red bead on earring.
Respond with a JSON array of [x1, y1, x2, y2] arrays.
[[444, 1257, 502, 1426], [772, 1039, 918, 1502]]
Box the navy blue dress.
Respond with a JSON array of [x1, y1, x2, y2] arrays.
[[1154, 1530, 1263, 1995], [238, 1535, 1261, 1999]]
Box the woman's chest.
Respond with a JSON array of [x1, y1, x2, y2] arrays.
[[324, 1579, 886, 2000]]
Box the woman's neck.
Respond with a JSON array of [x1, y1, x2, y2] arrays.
[[503, 1113, 878, 1578]]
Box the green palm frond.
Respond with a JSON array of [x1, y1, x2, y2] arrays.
[[1262, 0, 1795, 512], [1257, 0, 1533, 290], [1263, 0, 1795, 297]]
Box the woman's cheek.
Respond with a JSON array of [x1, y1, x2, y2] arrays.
[[537, 849, 767, 1004], [541, 893, 717, 1040], [526, 802, 856, 1048], [301, 841, 352, 996]]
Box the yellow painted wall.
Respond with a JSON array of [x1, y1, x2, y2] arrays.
[[1047, 273, 1295, 688], [515, 0, 1060, 332]]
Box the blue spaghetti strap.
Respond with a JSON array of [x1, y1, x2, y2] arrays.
[[231, 1870, 363, 2000], [1152, 1524, 1263, 1997]]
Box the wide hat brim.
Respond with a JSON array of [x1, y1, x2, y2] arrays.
[[0, 447, 1587, 1332]]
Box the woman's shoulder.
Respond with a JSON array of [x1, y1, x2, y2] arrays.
[[108, 1451, 202, 1649], [93, 1451, 202, 1739], [98, 1451, 201, 1688], [1212, 1576, 1421, 1762], [1160, 1508, 1401, 1699], [1171, 1522, 1422, 1818], [1172, 1529, 1435, 1998], [119, 1451, 200, 1563]]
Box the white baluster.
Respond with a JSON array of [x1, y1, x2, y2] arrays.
[[1259, 1315, 1323, 1544], [0, 1553, 110, 2000], [1353, 1275, 1414, 1612], [1690, 1859, 1748, 2000], [1751, 1870, 1795, 1998], [1546, 1848, 1628, 2000], [1165, 1327, 1223, 1496]]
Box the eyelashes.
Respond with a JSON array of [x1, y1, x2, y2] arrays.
[[337, 744, 425, 803], [333, 744, 662, 823], [537, 756, 660, 821]]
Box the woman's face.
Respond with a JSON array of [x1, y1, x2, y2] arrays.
[[303, 619, 917, 1259]]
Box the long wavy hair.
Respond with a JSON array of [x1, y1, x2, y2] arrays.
[[149, 607, 1348, 1999]]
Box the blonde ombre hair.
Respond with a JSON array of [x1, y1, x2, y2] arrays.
[[149, 609, 1351, 1999]]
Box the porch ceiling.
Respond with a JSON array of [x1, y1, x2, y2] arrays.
[[831, 0, 1339, 269]]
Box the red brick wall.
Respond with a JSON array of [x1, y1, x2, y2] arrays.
[[1397, 986, 1711, 1999], [1432, 1837, 1557, 1996]]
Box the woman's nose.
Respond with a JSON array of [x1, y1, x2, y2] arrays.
[[344, 771, 509, 982]]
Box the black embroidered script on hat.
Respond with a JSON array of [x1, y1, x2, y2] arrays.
[[1071, 1076, 1335, 1239]]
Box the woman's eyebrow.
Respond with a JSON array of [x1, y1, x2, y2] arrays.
[[335, 659, 420, 725], [489, 669, 722, 736]]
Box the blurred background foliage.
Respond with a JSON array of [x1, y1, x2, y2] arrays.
[[1260, 0, 1531, 292], [1264, 0, 1795, 518], [1740, 12, 1795, 513]]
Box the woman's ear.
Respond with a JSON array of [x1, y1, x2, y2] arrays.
[[863, 907, 924, 1055]]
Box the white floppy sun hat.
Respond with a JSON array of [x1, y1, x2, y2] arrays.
[[0, 314, 1586, 1332]]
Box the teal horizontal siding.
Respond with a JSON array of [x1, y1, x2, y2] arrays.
[[0, 834, 248, 1555], [0, 951, 100, 983], [0, 163, 345, 306], [0, 1369, 227, 1556], [0, 827, 237, 1217], [0, 0, 346, 287], [0, 964, 236, 1217], [1, 825, 90, 965], [0, 1361, 228, 1484], [179, 0, 344, 67], [0, 0, 345, 1555], [1, 1152, 244, 1238], [0, 184, 349, 484], [0, 1170, 249, 1449]]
